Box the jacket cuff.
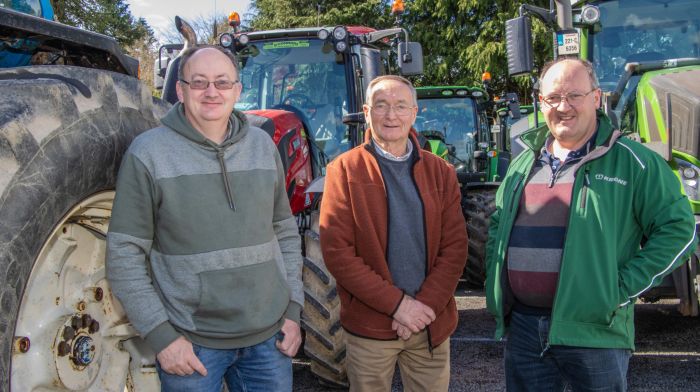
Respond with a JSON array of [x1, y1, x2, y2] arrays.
[[284, 301, 302, 324], [144, 321, 181, 354], [389, 292, 405, 317]]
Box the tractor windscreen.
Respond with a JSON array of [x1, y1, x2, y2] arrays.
[[415, 97, 478, 164], [235, 39, 351, 159], [590, 0, 700, 93]]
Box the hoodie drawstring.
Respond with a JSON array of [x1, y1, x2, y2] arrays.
[[217, 150, 236, 211]]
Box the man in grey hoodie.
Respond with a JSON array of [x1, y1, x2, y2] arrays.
[[106, 45, 303, 391]]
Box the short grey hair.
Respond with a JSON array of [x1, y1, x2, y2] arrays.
[[539, 57, 600, 90], [178, 45, 240, 81], [365, 75, 417, 106]]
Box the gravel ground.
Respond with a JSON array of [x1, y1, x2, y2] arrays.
[[293, 284, 700, 391]]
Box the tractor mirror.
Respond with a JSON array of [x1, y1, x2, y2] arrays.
[[505, 16, 534, 76], [398, 42, 424, 76]]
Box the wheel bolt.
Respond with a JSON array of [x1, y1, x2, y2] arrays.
[[57, 341, 70, 357], [63, 326, 76, 341], [89, 320, 100, 334], [93, 287, 104, 302], [82, 314, 92, 328], [14, 336, 30, 353], [71, 315, 83, 330]]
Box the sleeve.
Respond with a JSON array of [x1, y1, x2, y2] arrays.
[[272, 150, 304, 323], [415, 165, 468, 313], [106, 152, 181, 354], [320, 159, 405, 316], [618, 153, 697, 306]]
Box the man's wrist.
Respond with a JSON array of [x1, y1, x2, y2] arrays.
[[144, 321, 181, 354], [284, 301, 302, 324]]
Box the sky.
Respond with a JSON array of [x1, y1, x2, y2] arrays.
[[126, 0, 253, 42]]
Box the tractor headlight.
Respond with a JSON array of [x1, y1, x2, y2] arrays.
[[677, 159, 700, 200], [580, 5, 601, 24], [332, 26, 348, 41], [331, 26, 349, 53], [219, 33, 234, 48]]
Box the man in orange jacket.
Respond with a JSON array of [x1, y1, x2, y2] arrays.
[[320, 75, 468, 391]]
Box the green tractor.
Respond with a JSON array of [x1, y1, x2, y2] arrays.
[[505, 0, 700, 315], [415, 86, 521, 285]]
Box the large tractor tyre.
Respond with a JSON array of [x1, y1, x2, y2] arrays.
[[0, 66, 169, 390], [462, 188, 497, 287], [301, 210, 348, 388]]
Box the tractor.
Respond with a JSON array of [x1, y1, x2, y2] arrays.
[[505, 0, 700, 315]]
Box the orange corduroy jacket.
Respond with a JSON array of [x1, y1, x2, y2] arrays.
[[320, 128, 468, 347]]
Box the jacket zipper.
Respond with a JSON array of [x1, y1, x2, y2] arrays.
[[579, 167, 590, 211], [217, 149, 236, 211], [548, 165, 592, 341]]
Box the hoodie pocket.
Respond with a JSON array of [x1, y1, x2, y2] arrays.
[[192, 260, 289, 335]]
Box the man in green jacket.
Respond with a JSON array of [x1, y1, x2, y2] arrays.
[[485, 58, 696, 391], [107, 46, 303, 391]]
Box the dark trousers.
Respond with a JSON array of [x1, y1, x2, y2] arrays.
[[505, 310, 631, 392]]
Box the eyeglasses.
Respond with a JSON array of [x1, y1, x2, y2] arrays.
[[179, 79, 240, 90], [541, 88, 597, 108], [368, 102, 415, 116]]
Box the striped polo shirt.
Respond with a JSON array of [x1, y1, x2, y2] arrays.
[[507, 132, 597, 312]]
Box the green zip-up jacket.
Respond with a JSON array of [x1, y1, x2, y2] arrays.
[[107, 103, 303, 354], [485, 111, 697, 349]]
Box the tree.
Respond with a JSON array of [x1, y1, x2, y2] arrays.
[[404, 0, 552, 101], [51, 0, 150, 48], [158, 13, 233, 45], [250, 0, 394, 31]]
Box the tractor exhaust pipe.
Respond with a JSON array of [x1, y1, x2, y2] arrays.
[[175, 16, 198, 50]]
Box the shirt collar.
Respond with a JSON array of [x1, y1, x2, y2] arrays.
[[539, 122, 599, 171], [372, 139, 413, 162]]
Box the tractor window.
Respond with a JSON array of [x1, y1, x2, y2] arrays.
[[416, 97, 478, 164], [236, 39, 351, 160], [590, 0, 700, 92], [0, 0, 42, 16]]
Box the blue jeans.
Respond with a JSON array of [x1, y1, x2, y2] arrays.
[[156, 332, 292, 392], [505, 311, 632, 392]]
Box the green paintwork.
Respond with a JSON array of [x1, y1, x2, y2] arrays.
[[427, 139, 449, 159]]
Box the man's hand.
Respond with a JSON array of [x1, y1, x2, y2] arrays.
[[392, 320, 412, 340], [275, 319, 302, 357], [393, 296, 436, 333], [156, 336, 207, 377]]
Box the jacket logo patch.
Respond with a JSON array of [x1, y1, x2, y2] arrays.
[[595, 173, 628, 186]]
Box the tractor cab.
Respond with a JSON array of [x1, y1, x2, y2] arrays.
[[415, 87, 488, 172], [233, 34, 353, 164]]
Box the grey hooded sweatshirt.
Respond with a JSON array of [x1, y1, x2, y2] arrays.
[[107, 103, 303, 353]]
